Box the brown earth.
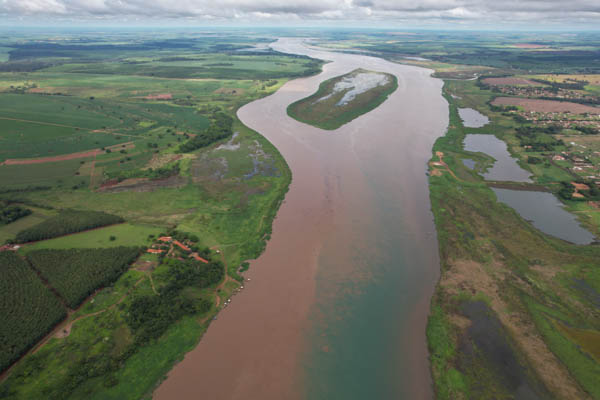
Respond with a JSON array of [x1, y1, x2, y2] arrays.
[[1, 149, 100, 165], [98, 175, 186, 193], [483, 77, 537, 86], [492, 97, 600, 114], [144, 93, 172, 100]]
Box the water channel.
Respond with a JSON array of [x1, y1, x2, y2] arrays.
[[155, 38, 448, 400]]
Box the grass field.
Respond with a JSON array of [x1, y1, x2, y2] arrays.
[[0, 31, 307, 398], [21, 223, 161, 253], [287, 68, 397, 130]]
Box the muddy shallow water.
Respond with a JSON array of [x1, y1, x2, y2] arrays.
[[155, 38, 448, 400]]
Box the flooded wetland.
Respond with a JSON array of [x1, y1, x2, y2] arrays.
[[155, 38, 448, 400]]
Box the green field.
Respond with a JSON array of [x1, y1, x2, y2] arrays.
[[0, 31, 309, 398], [287, 68, 397, 130], [22, 223, 161, 252]]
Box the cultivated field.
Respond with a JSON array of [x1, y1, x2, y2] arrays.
[[492, 97, 600, 114], [0, 252, 66, 372]]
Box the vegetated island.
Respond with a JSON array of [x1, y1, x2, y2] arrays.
[[287, 68, 397, 130]]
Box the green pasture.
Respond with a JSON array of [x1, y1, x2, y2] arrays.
[[21, 223, 161, 253]]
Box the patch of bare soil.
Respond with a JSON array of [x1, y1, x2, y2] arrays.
[[492, 97, 600, 114], [144, 93, 172, 100], [441, 259, 591, 400], [483, 77, 537, 86], [2, 149, 100, 165], [99, 175, 186, 193]]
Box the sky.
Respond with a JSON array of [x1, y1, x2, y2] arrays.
[[1, 0, 600, 29]]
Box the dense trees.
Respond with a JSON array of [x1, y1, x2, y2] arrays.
[[27, 247, 140, 308], [0, 203, 31, 226], [0, 252, 66, 372], [127, 258, 222, 343], [14, 210, 124, 243], [177, 112, 233, 153]]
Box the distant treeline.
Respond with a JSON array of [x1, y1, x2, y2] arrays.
[[13, 209, 124, 243], [178, 112, 233, 153], [530, 78, 588, 90]]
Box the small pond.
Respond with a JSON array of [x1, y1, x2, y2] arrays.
[[458, 107, 489, 128], [492, 188, 596, 245], [464, 134, 532, 182]]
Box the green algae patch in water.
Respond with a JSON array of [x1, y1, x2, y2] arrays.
[[287, 68, 398, 130]]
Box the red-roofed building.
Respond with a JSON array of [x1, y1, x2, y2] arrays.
[[147, 249, 164, 254], [158, 236, 172, 243], [191, 253, 209, 264], [173, 240, 191, 252]]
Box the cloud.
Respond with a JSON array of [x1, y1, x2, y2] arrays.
[[1, 0, 599, 25]]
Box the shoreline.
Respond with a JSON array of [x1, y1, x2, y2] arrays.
[[155, 38, 448, 400]]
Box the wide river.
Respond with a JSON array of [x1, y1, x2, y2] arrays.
[[155, 38, 448, 399]]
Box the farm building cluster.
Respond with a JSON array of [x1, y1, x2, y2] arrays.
[[147, 235, 210, 264]]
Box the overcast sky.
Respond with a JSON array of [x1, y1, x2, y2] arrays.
[[1, 0, 600, 28]]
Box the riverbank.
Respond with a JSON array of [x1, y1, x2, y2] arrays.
[[155, 38, 448, 400], [427, 86, 600, 399]]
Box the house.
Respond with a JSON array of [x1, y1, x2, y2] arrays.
[[173, 240, 191, 252], [191, 253, 209, 264], [158, 236, 172, 242], [147, 249, 164, 254]]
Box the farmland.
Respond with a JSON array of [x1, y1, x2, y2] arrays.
[[0, 252, 66, 372], [14, 209, 124, 243], [27, 247, 140, 308], [287, 68, 397, 130], [0, 29, 319, 399]]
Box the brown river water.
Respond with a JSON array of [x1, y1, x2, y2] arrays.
[[154, 38, 448, 400]]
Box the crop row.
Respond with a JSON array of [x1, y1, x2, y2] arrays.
[[0, 252, 66, 372], [27, 247, 141, 308], [14, 209, 124, 243]]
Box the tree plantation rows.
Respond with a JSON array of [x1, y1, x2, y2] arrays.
[[13, 210, 124, 243], [0, 250, 224, 398], [0, 247, 140, 373], [0, 252, 66, 372], [28, 247, 141, 308]]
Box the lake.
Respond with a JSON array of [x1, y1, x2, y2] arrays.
[[464, 134, 532, 182], [458, 107, 489, 128], [493, 188, 596, 245]]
